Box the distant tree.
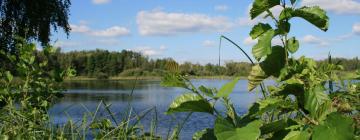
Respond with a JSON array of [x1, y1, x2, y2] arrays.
[[0, 0, 71, 53]]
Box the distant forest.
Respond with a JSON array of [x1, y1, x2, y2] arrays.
[[35, 49, 360, 79]]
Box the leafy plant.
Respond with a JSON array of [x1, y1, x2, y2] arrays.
[[162, 0, 360, 139]]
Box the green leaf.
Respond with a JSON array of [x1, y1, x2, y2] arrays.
[[252, 29, 275, 61], [161, 73, 187, 88], [193, 128, 216, 140], [255, 98, 283, 116], [287, 37, 299, 54], [199, 85, 214, 97], [216, 77, 240, 98], [166, 94, 213, 114], [250, 23, 272, 39], [283, 130, 310, 140], [260, 46, 286, 77], [280, 6, 329, 31], [260, 119, 297, 135], [214, 118, 262, 140], [5, 71, 13, 82], [304, 85, 332, 121], [250, 0, 281, 19], [277, 21, 291, 35], [248, 65, 268, 91], [313, 113, 355, 140]]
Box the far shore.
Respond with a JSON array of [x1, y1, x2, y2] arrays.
[[64, 76, 247, 81]]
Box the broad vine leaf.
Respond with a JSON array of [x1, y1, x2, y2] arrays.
[[248, 65, 268, 91], [252, 29, 275, 61], [283, 130, 310, 140], [280, 6, 329, 31], [287, 37, 299, 54], [260, 46, 286, 77], [5, 71, 13, 82], [166, 94, 213, 114], [214, 118, 262, 140], [304, 85, 332, 121], [250, 0, 281, 19], [250, 23, 272, 39], [193, 128, 216, 140], [313, 113, 355, 140], [216, 77, 240, 98]]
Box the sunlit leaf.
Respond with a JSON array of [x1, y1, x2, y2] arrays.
[[214, 118, 262, 140], [166, 94, 213, 114], [161, 73, 187, 88], [216, 77, 240, 98], [250, 0, 281, 19], [304, 85, 332, 121], [313, 113, 355, 140], [250, 23, 272, 39], [280, 6, 329, 31], [252, 29, 275, 61], [248, 65, 268, 91], [287, 37, 299, 54]]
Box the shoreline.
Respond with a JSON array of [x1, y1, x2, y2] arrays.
[[64, 76, 247, 81]]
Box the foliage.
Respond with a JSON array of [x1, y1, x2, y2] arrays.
[[0, 0, 71, 52], [0, 40, 162, 139], [162, 0, 360, 139]]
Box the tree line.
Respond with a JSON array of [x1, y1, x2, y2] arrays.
[[33, 49, 360, 79]]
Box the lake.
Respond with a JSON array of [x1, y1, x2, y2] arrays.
[[49, 79, 269, 139]]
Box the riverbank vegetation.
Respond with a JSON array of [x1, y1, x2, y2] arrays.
[[35, 49, 360, 80]]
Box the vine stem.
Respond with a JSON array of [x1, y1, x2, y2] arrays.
[[219, 35, 267, 99]]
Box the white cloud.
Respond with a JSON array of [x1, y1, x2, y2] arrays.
[[215, 5, 229, 11], [302, 35, 329, 46], [131, 46, 166, 56], [70, 24, 90, 33], [301, 0, 360, 15], [136, 9, 234, 36], [243, 36, 257, 46], [70, 23, 130, 37], [91, 26, 130, 37], [353, 23, 360, 35], [202, 40, 217, 47], [92, 0, 111, 4], [239, 5, 283, 26]]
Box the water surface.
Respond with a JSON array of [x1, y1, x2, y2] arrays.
[[49, 79, 267, 139]]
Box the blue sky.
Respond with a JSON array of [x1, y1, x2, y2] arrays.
[[52, 0, 360, 64]]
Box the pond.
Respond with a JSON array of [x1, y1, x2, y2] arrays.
[[49, 79, 270, 139]]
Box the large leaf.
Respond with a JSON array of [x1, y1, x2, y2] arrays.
[[312, 113, 355, 140], [250, 0, 281, 19], [287, 37, 299, 54], [214, 118, 262, 140], [304, 85, 332, 121], [216, 77, 240, 98], [250, 23, 272, 39], [248, 65, 268, 91], [252, 29, 275, 61], [193, 128, 216, 140], [166, 94, 213, 114], [280, 6, 329, 31], [260, 46, 286, 77]]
